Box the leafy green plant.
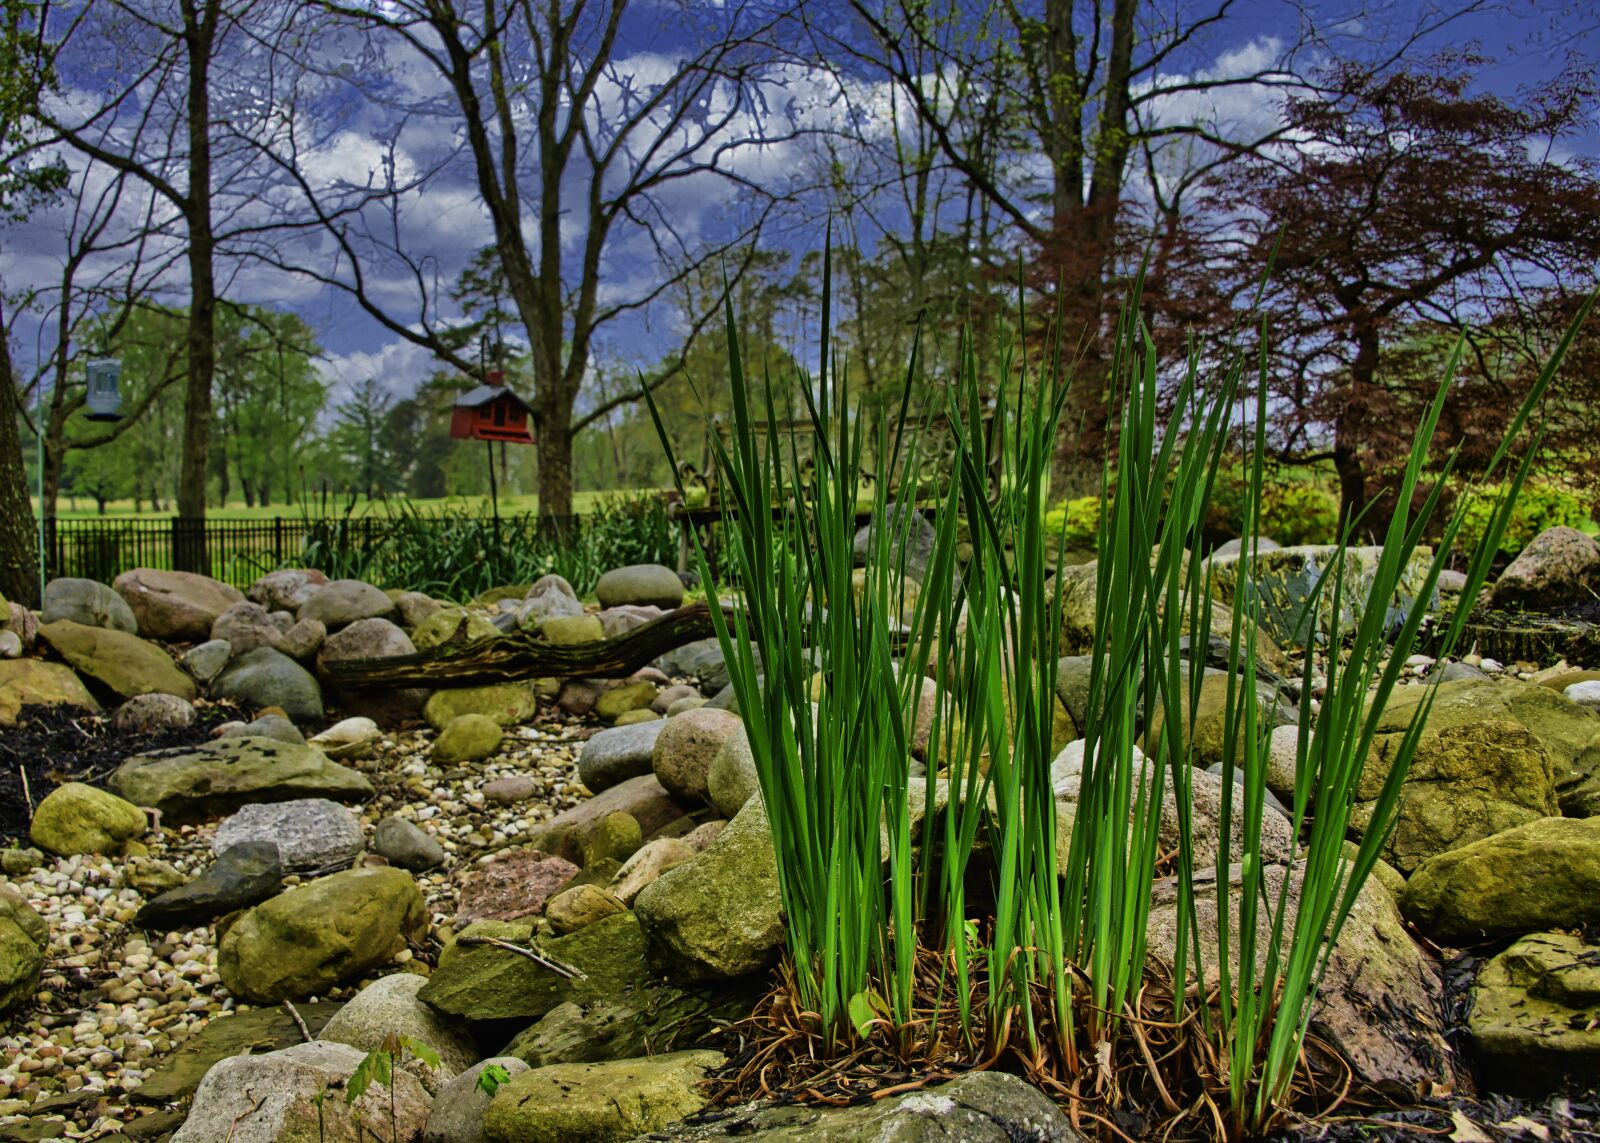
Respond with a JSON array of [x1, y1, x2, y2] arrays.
[[1454, 477, 1587, 557], [475, 1062, 512, 1097], [345, 1033, 441, 1142], [1042, 495, 1100, 550]]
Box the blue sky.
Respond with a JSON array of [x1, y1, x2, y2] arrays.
[[6, 0, 1595, 414]]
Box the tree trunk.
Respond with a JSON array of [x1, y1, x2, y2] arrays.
[[174, 0, 217, 573], [0, 319, 40, 605], [537, 393, 574, 527]]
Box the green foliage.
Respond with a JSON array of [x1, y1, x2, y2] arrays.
[[1454, 479, 1587, 556], [1042, 495, 1099, 549], [295, 490, 675, 600], [475, 1062, 512, 1097], [345, 1033, 440, 1141], [1206, 463, 1341, 546]]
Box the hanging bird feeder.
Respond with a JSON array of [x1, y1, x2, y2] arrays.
[[84, 358, 124, 422], [450, 369, 535, 444]]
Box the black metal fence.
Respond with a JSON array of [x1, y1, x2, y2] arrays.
[[41, 517, 392, 588]]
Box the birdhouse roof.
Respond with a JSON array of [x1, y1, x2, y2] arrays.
[[454, 384, 531, 410]]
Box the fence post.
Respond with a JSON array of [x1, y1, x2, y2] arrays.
[[274, 518, 284, 567]]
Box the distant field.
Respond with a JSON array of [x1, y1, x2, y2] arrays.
[[36, 489, 658, 520]]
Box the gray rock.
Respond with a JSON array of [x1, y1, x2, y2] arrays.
[[644, 1070, 1083, 1142], [852, 501, 952, 592], [112, 736, 371, 825], [318, 615, 416, 663], [113, 567, 244, 642], [595, 563, 685, 610], [213, 798, 364, 874], [1210, 536, 1282, 559], [523, 774, 692, 867], [180, 639, 232, 684], [211, 645, 324, 722], [424, 1057, 530, 1143], [135, 840, 285, 930], [0, 630, 20, 659], [484, 775, 538, 804], [210, 601, 282, 655], [277, 617, 326, 662], [307, 716, 382, 760], [394, 590, 442, 628], [321, 972, 478, 1088], [1208, 545, 1437, 648], [269, 609, 295, 632], [171, 1039, 430, 1143], [219, 713, 306, 745], [520, 574, 585, 626], [297, 578, 395, 630], [1435, 660, 1488, 685], [597, 604, 663, 638], [707, 723, 758, 819], [42, 577, 138, 633], [113, 692, 195, 734], [652, 707, 742, 805], [375, 815, 445, 871], [248, 568, 330, 613], [1491, 526, 1600, 611], [579, 720, 666, 793]]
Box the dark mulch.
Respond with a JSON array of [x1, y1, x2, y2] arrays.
[[0, 701, 240, 843], [1563, 597, 1600, 623]]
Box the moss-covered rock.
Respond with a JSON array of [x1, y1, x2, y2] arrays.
[[418, 911, 650, 1024], [424, 683, 539, 730], [1350, 719, 1558, 872], [1468, 931, 1600, 1094], [38, 619, 197, 701], [540, 614, 606, 645], [483, 1050, 722, 1143], [217, 867, 427, 1003], [0, 658, 98, 727], [412, 608, 497, 651], [634, 796, 783, 982], [0, 885, 46, 1017], [28, 782, 146, 856], [433, 713, 505, 763], [1401, 817, 1600, 943], [110, 737, 372, 825], [594, 680, 657, 722]]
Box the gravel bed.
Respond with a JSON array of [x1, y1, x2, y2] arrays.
[[0, 710, 593, 1139]]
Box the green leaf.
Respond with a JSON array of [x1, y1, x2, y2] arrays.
[[398, 1035, 441, 1072], [476, 1062, 512, 1096], [848, 990, 878, 1040], [344, 1048, 392, 1105]]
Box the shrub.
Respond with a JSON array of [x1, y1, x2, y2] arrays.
[[1454, 479, 1587, 556], [1042, 495, 1100, 550]]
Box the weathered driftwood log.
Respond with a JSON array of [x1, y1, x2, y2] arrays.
[[319, 602, 736, 688]]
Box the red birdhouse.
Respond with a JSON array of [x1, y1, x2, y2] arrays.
[[450, 370, 535, 444]]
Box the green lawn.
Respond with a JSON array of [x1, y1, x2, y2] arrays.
[[36, 489, 658, 520]]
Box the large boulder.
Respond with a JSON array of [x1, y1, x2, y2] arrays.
[[297, 578, 395, 630], [1468, 931, 1600, 1094], [28, 782, 146, 856], [652, 707, 742, 805], [212, 798, 364, 874], [418, 911, 649, 1025], [170, 1040, 430, 1143], [1053, 559, 1290, 674], [247, 568, 330, 613], [1490, 525, 1600, 611], [483, 1050, 723, 1143], [1400, 817, 1600, 943], [41, 577, 137, 633], [707, 722, 758, 819], [211, 645, 324, 723], [112, 567, 244, 642], [595, 563, 684, 610], [425, 683, 538, 730], [0, 885, 47, 1016], [634, 795, 783, 981], [0, 658, 99, 727], [134, 841, 284, 930], [1208, 544, 1437, 648], [110, 736, 372, 825], [217, 867, 427, 1003], [38, 619, 196, 701], [1350, 718, 1559, 872], [1146, 862, 1454, 1095], [321, 971, 479, 1085], [1368, 676, 1600, 822], [578, 720, 665, 794], [645, 1070, 1083, 1142]]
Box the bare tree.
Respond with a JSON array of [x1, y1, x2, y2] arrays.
[[258, 0, 814, 520]]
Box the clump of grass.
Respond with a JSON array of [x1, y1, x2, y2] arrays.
[[652, 244, 1591, 1137]]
